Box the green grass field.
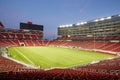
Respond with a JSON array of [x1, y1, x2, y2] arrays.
[[7, 46, 116, 69]]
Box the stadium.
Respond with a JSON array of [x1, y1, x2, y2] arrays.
[[0, 14, 120, 80]]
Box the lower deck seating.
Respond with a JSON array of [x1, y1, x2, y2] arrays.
[[74, 57, 120, 76], [49, 41, 120, 52], [0, 56, 120, 79], [0, 66, 119, 79], [0, 39, 120, 52]]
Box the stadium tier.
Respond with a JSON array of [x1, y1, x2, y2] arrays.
[[0, 30, 43, 40], [0, 14, 120, 79], [74, 57, 120, 75], [0, 56, 119, 79], [58, 14, 120, 38], [0, 39, 120, 53]]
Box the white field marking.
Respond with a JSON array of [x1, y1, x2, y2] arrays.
[[14, 48, 35, 65]]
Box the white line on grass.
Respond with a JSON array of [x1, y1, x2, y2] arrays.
[[14, 48, 35, 65]]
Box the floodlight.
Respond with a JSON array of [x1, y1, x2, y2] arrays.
[[66, 25, 69, 27], [100, 18, 105, 21], [76, 23, 80, 25], [59, 25, 65, 27], [106, 16, 111, 19], [69, 24, 73, 26], [80, 22, 84, 25], [59, 25, 62, 27], [84, 22, 87, 24], [94, 19, 99, 22]]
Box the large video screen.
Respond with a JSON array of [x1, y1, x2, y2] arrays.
[[20, 23, 43, 31]]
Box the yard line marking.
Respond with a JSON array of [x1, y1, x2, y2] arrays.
[[14, 48, 35, 65]]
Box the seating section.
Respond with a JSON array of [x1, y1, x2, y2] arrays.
[[49, 41, 120, 53], [1, 40, 119, 53], [0, 56, 119, 79], [0, 32, 42, 40], [0, 56, 24, 72], [74, 57, 120, 76], [58, 35, 120, 41], [0, 32, 120, 52], [0, 32, 120, 79]]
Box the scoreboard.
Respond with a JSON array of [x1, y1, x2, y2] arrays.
[[20, 22, 43, 31]]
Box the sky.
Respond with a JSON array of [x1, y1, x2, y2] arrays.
[[0, 0, 120, 39]]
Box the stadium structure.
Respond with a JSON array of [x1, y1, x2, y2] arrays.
[[0, 14, 120, 80], [58, 14, 120, 54]]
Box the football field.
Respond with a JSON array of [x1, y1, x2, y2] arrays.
[[7, 46, 116, 69]]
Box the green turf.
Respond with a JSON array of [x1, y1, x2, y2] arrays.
[[7, 46, 116, 69]]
